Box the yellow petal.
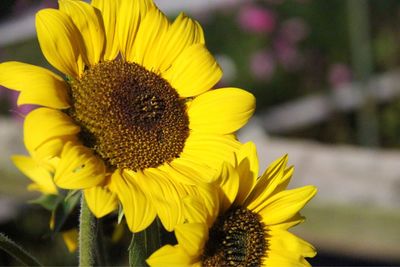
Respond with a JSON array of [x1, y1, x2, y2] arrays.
[[179, 183, 219, 227], [146, 245, 194, 267], [117, 0, 154, 61], [91, 0, 120, 60], [243, 155, 289, 209], [84, 185, 118, 218], [54, 142, 106, 189], [182, 197, 208, 224], [23, 108, 80, 154], [163, 44, 222, 97], [154, 13, 204, 72], [265, 253, 312, 267], [266, 155, 288, 174], [128, 169, 183, 232], [59, 0, 105, 65], [175, 223, 208, 257], [267, 229, 316, 266], [110, 170, 156, 232], [167, 158, 217, 184], [258, 186, 317, 225], [36, 9, 85, 77], [130, 8, 169, 70], [32, 136, 78, 163], [180, 132, 240, 169], [217, 162, 239, 213], [62, 229, 78, 252], [187, 88, 255, 134], [269, 213, 305, 230], [0, 62, 70, 109], [264, 155, 297, 197], [11, 155, 57, 195], [234, 142, 259, 206]]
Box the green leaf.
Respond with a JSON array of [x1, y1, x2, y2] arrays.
[[53, 191, 82, 233], [0, 233, 42, 266], [128, 232, 147, 267], [128, 219, 161, 267], [28, 194, 61, 211]]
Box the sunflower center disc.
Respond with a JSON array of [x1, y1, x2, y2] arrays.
[[68, 60, 189, 171], [202, 207, 267, 267]]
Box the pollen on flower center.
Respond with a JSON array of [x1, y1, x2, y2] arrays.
[[68, 60, 189, 171], [202, 207, 267, 267]]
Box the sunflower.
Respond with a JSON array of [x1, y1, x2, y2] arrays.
[[147, 142, 317, 267], [0, 0, 255, 233]]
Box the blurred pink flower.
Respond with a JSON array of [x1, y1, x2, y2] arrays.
[[274, 37, 303, 71], [238, 5, 276, 34], [250, 50, 276, 81], [328, 63, 352, 88], [280, 18, 309, 43]]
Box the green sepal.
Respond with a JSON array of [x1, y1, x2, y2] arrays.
[[28, 194, 62, 211], [65, 189, 80, 202], [52, 190, 82, 233]]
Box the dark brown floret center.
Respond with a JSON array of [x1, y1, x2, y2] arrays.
[[202, 207, 267, 267], [67, 60, 189, 171]]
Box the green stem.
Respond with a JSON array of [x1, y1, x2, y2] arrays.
[[0, 233, 42, 266], [79, 196, 96, 267]]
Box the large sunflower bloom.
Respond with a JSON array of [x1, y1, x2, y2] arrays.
[[147, 142, 317, 267], [0, 0, 255, 232]]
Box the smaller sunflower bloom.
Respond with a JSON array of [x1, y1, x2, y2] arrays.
[[147, 142, 317, 267]]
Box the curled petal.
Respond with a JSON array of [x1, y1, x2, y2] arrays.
[[12, 155, 57, 195], [54, 142, 106, 189], [24, 108, 80, 155]]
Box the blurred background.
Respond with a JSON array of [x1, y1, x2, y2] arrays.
[[1, 0, 400, 265]]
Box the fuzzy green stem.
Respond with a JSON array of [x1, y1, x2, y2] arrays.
[[79, 196, 96, 267]]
